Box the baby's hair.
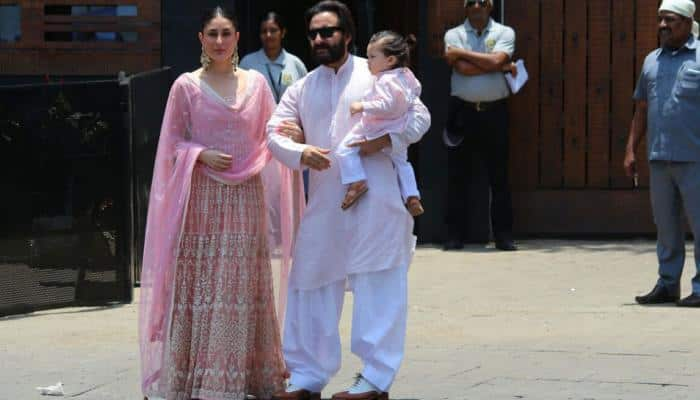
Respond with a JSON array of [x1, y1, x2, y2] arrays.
[[368, 31, 417, 68]]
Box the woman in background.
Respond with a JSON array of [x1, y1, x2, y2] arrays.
[[240, 11, 307, 103], [241, 11, 310, 205]]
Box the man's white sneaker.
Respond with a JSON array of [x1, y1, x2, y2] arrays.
[[330, 374, 389, 400], [347, 374, 380, 394]]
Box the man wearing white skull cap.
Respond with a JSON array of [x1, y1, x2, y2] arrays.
[[659, 0, 699, 37], [625, 0, 700, 307]]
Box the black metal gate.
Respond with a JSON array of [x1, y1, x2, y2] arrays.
[[125, 67, 174, 283], [0, 79, 132, 316]]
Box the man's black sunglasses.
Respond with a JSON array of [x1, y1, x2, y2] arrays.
[[466, 0, 489, 7], [307, 26, 343, 40]]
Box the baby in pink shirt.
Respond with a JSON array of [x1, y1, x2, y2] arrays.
[[336, 31, 425, 216]]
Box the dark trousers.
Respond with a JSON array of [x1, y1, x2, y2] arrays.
[[446, 97, 513, 242]]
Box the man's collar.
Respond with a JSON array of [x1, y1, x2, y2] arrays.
[[265, 49, 287, 65], [464, 18, 493, 34], [320, 53, 353, 74]]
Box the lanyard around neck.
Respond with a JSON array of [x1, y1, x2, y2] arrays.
[[264, 63, 282, 103]]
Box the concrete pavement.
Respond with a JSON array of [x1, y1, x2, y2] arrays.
[[2, 240, 698, 399]]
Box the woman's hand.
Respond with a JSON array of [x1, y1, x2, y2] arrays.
[[278, 120, 305, 144], [198, 149, 233, 171]]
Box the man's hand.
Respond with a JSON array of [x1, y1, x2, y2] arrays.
[[454, 59, 485, 76], [277, 120, 306, 144], [350, 102, 364, 115], [347, 134, 392, 156], [624, 101, 647, 179], [301, 146, 331, 171], [445, 46, 460, 65], [623, 148, 637, 178], [503, 61, 517, 76], [446, 45, 510, 72]]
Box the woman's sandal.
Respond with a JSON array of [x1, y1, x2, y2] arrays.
[[341, 182, 369, 210]]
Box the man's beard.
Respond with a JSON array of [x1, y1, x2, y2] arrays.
[[659, 28, 678, 47], [311, 39, 346, 65]]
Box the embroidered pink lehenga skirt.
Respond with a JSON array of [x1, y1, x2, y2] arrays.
[[160, 170, 285, 400]]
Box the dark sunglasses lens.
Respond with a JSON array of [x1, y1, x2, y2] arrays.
[[467, 0, 486, 6], [307, 27, 339, 40]]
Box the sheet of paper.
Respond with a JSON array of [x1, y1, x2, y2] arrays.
[[505, 59, 528, 94]]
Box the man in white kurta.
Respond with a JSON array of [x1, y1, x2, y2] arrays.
[[267, 2, 431, 399]]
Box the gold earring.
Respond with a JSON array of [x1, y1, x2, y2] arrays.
[[231, 47, 239, 72], [200, 46, 212, 69]]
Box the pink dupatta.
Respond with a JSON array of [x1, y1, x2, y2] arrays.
[[138, 71, 302, 394]]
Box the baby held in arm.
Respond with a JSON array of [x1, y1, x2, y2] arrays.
[[336, 31, 424, 217]]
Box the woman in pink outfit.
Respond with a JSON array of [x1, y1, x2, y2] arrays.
[[139, 6, 301, 400], [335, 31, 424, 216]]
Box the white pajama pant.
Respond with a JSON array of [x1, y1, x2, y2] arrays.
[[283, 265, 408, 393], [336, 142, 420, 202]]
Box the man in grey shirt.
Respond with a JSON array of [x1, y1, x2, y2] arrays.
[[626, 0, 700, 307], [442, 0, 517, 251]]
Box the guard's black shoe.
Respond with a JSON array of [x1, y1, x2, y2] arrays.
[[442, 239, 464, 251], [495, 238, 517, 251], [635, 284, 680, 305], [494, 233, 518, 251], [676, 293, 700, 307]]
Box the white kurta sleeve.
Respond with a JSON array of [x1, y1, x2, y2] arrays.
[[386, 97, 431, 157], [267, 80, 308, 170]]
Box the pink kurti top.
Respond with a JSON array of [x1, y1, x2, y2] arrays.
[[352, 67, 422, 141], [267, 56, 431, 290]]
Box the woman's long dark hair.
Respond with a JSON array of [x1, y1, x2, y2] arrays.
[[201, 6, 239, 32], [260, 11, 286, 32]]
